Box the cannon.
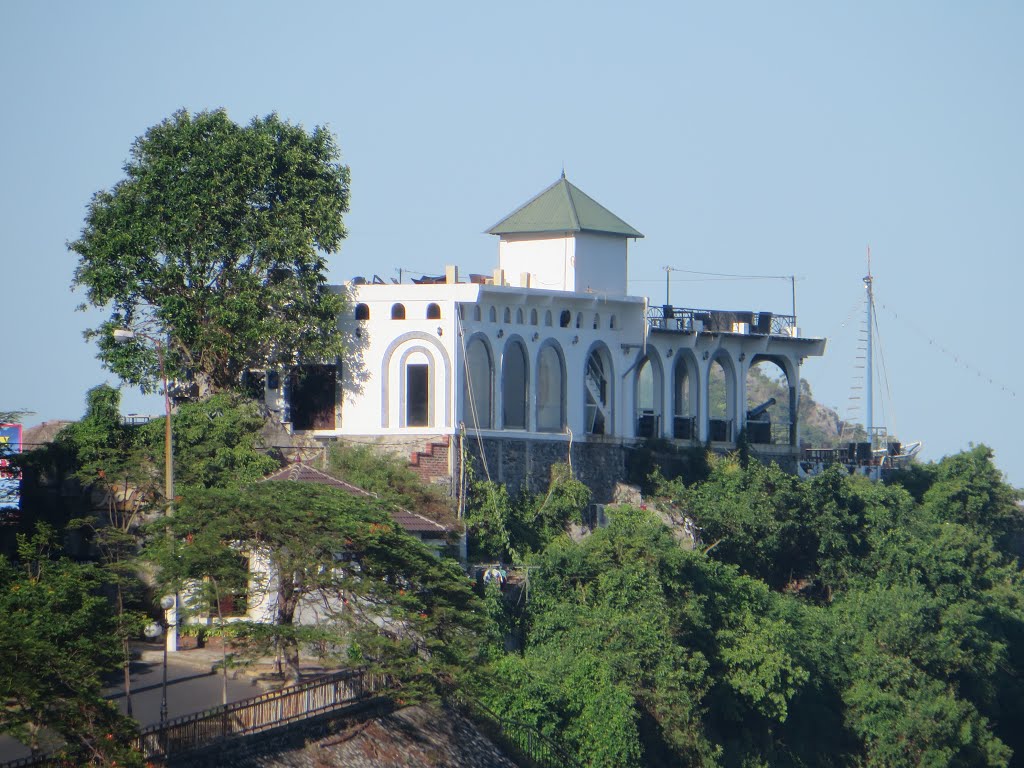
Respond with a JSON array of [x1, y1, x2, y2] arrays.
[[746, 398, 776, 444], [746, 397, 776, 421]]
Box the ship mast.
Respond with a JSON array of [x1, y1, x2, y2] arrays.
[[864, 247, 874, 448]]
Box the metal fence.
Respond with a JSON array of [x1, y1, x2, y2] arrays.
[[134, 668, 386, 760], [444, 688, 581, 768], [646, 305, 797, 336], [0, 668, 386, 768]]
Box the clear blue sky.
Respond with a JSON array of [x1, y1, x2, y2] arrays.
[[3, 1, 1021, 486]]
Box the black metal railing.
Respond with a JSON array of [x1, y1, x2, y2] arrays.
[[444, 688, 581, 768], [673, 415, 696, 440], [2, 668, 579, 768], [0, 668, 386, 768], [646, 306, 797, 336], [635, 411, 661, 439], [745, 420, 794, 446], [708, 418, 733, 442], [135, 667, 386, 760]]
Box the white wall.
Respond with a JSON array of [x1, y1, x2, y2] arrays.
[[498, 233, 574, 291], [573, 231, 629, 296], [458, 286, 647, 439]]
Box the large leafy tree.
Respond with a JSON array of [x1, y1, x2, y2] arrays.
[[147, 482, 485, 689], [70, 108, 351, 396], [0, 525, 143, 765]]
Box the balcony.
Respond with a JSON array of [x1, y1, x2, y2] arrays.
[[647, 306, 797, 336]]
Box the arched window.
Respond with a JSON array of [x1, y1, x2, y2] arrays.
[[545, 310, 553, 327], [515, 308, 524, 324], [575, 312, 583, 329], [503, 307, 512, 324], [584, 347, 613, 435], [536, 343, 566, 431], [708, 355, 735, 442], [488, 306, 497, 323], [502, 340, 528, 429], [746, 356, 794, 446], [635, 355, 664, 438], [530, 309, 538, 326], [559, 310, 571, 328], [463, 337, 493, 429], [593, 314, 600, 330], [473, 305, 482, 321], [426, 303, 441, 320], [673, 355, 697, 440], [355, 303, 370, 320], [609, 315, 617, 330], [391, 303, 406, 320]]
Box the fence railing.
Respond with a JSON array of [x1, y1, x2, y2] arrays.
[[1, 667, 581, 768], [134, 667, 387, 761], [0, 668, 387, 768], [444, 687, 581, 768], [646, 306, 797, 337]]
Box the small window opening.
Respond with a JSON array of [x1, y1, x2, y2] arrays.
[[559, 310, 571, 328], [355, 303, 370, 321], [406, 364, 429, 426], [391, 303, 406, 320], [427, 303, 441, 320]]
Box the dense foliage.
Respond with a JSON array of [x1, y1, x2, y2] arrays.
[[147, 481, 486, 691], [0, 526, 143, 766], [327, 442, 456, 526], [474, 447, 1024, 767], [465, 462, 590, 562], [70, 108, 351, 396]]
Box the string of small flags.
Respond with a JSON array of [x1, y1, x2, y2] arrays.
[[876, 300, 1017, 399]]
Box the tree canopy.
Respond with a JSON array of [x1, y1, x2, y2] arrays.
[[471, 448, 1024, 767], [0, 526, 143, 765], [147, 481, 485, 690], [70, 108, 351, 396]]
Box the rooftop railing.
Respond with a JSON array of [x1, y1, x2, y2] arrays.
[[646, 306, 797, 336]]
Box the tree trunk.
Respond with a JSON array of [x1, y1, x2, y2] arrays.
[[211, 577, 229, 706], [276, 572, 302, 683]]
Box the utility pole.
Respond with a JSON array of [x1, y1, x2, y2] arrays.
[[864, 248, 873, 447]]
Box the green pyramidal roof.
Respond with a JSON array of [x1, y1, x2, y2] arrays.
[[487, 175, 643, 238]]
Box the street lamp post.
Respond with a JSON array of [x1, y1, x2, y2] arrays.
[[143, 594, 175, 753], [114, 327, 178, 652]]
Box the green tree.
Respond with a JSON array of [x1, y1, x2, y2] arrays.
[[147, 482, 485, 689], [70, 108, 351, 396], [0, 525, 143, 765], [465, 462, 590, 562]]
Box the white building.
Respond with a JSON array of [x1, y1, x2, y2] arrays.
[[266, 176, 826, 501]]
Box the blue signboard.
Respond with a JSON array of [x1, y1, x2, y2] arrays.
[[0, 424, 22, 518]]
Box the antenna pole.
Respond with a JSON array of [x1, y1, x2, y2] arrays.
[[864, 247, 873, 448], [791, 275, 797, 322], [664, 266, 671, 306]]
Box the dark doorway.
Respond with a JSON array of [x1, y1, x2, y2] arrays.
[[406, 364, 430, 426], [289, 365, 337, 430]]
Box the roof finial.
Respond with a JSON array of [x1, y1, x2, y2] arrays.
[[561, 163, 566, 180]]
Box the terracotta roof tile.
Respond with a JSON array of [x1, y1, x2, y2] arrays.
[[263, 463, 454, 535]]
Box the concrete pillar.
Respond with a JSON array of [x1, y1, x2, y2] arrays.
[[696, 354, 710, 442], [735, 355, 748, 443]]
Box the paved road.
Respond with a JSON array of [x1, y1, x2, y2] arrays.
[[0, 654, 264, 762]]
